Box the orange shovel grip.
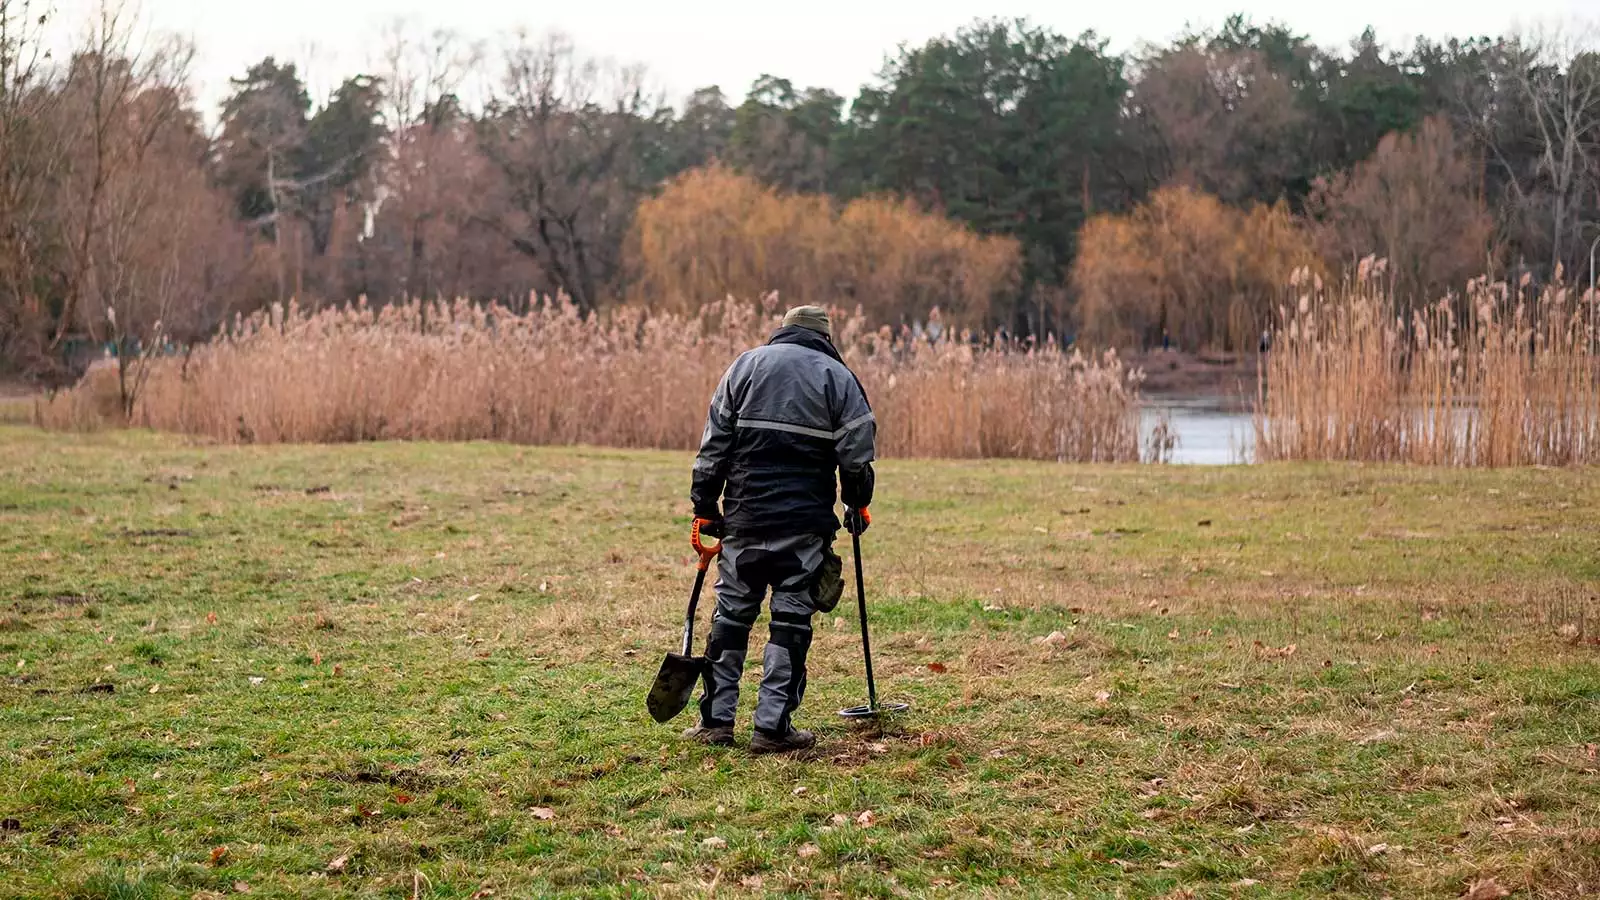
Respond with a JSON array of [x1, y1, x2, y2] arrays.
[[691, 518, 722, 569]]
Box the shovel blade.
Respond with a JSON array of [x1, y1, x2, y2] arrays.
[[647, 653, 707, 723]]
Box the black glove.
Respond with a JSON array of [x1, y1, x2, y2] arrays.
[[694, 517, 725, 539], [844, 507, 871, 536]]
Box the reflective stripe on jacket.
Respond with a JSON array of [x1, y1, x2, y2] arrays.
[[691, 326, 876, 538]]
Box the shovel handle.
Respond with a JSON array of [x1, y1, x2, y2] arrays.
[[691, 519, 722, 571]]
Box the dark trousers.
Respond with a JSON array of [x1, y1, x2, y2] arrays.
[[698, 533, 825, 736]]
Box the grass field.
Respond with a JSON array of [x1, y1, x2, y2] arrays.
[[2, 427, 1598, 899]]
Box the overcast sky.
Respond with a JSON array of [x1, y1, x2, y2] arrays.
[[46, 0, 1597, 115]]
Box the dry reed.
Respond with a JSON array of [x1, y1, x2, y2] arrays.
[[1255, 260, 1600, 466], [39, 295, 1144, 462]]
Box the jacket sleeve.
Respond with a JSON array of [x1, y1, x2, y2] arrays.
[[833, 370, 876, 510], [690, 362, 739, 519]]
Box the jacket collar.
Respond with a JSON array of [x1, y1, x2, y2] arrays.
[[767, 324, 871, 407], [768, 325, 842, 363]]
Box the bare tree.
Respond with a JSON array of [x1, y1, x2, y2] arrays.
[[1309, 116, 1495, 307], [1458, 27, 1600, 279], [1512, 27, 1600, 277], [0, 0, 67, 381], [476, 32, 660, 314], [52, 2, 240, 416], [1130, 43, 1305, 206]]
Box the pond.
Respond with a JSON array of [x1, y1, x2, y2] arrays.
[[1139, 396, 1255, 465]]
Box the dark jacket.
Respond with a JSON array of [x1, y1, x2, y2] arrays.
[[691, 326, 876, 538]]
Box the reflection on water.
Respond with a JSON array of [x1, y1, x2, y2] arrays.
[[1139, 396, 1255, 465]]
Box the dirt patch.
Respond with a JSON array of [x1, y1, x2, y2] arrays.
[[325, 766, 447, 791]]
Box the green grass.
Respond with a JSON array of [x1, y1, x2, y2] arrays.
[[2, 425, 1598, 898]]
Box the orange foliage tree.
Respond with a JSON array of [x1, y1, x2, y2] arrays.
[[1071, 184, 1318, 351], [626, 165, 1020, 328], [1307, 116, 1494, 310]]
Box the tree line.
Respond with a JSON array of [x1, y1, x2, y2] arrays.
[[2, 2, 1599, 385]]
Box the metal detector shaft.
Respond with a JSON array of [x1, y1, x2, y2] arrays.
[[852, 529, 879, 709]]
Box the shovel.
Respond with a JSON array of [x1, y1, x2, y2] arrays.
[[838, 513, 909, 720], [647, 519, 721, 723]]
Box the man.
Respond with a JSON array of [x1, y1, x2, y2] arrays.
[[687, 304, 876, 754]]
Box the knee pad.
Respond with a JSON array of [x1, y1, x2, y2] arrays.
[[707, 619, 751, 658], [769, 613, 812, 657]]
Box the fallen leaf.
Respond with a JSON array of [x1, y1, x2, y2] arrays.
[[1140, 808, 1167, 820], [205, 612, 218, 625], [312, 651, 322, 666], [394, 793, 412, 805], [467, 594, 481, 602], [927, 662, 948, 674], [701, 836, 727, 849], [233, 883, 251, 894], [829, 813, 850, 827], [869, 742, 888, 754], [333, 664, 343, 676], [327, 855, 349, 873], [470, 890, 496, 900], [1232, 879, 1260, 887], [248, 677, 264, 686], [1167, 629, 1180, 640], [209, 845, 227, 866], [1366, 842, 1389, 856], [1559, 623, 1581, 640], [792, 786, 808, 796], [604, 825, 623, 837], [1461, 877, 1510, 899], [1586, 743, 1597, 761], [1094, 690, 1112, 704], [356, 803, 379, 818], [1036, 631, 1069, 646], [982, 604, 1004, 612], [531, 807, 555, 820], [798, 843, 821, 859], [148, 684, 160, 694], [856, 810, 876, 827]]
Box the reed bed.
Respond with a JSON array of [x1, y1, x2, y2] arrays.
[[38, 296, 1144, 462], [1255, 261, 1600, 465]]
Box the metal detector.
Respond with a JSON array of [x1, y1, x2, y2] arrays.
[[839, 516, 908, 720]]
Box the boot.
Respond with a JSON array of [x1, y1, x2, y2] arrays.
[[750, 727, 817, 755], [682, 723, 735, 746]]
